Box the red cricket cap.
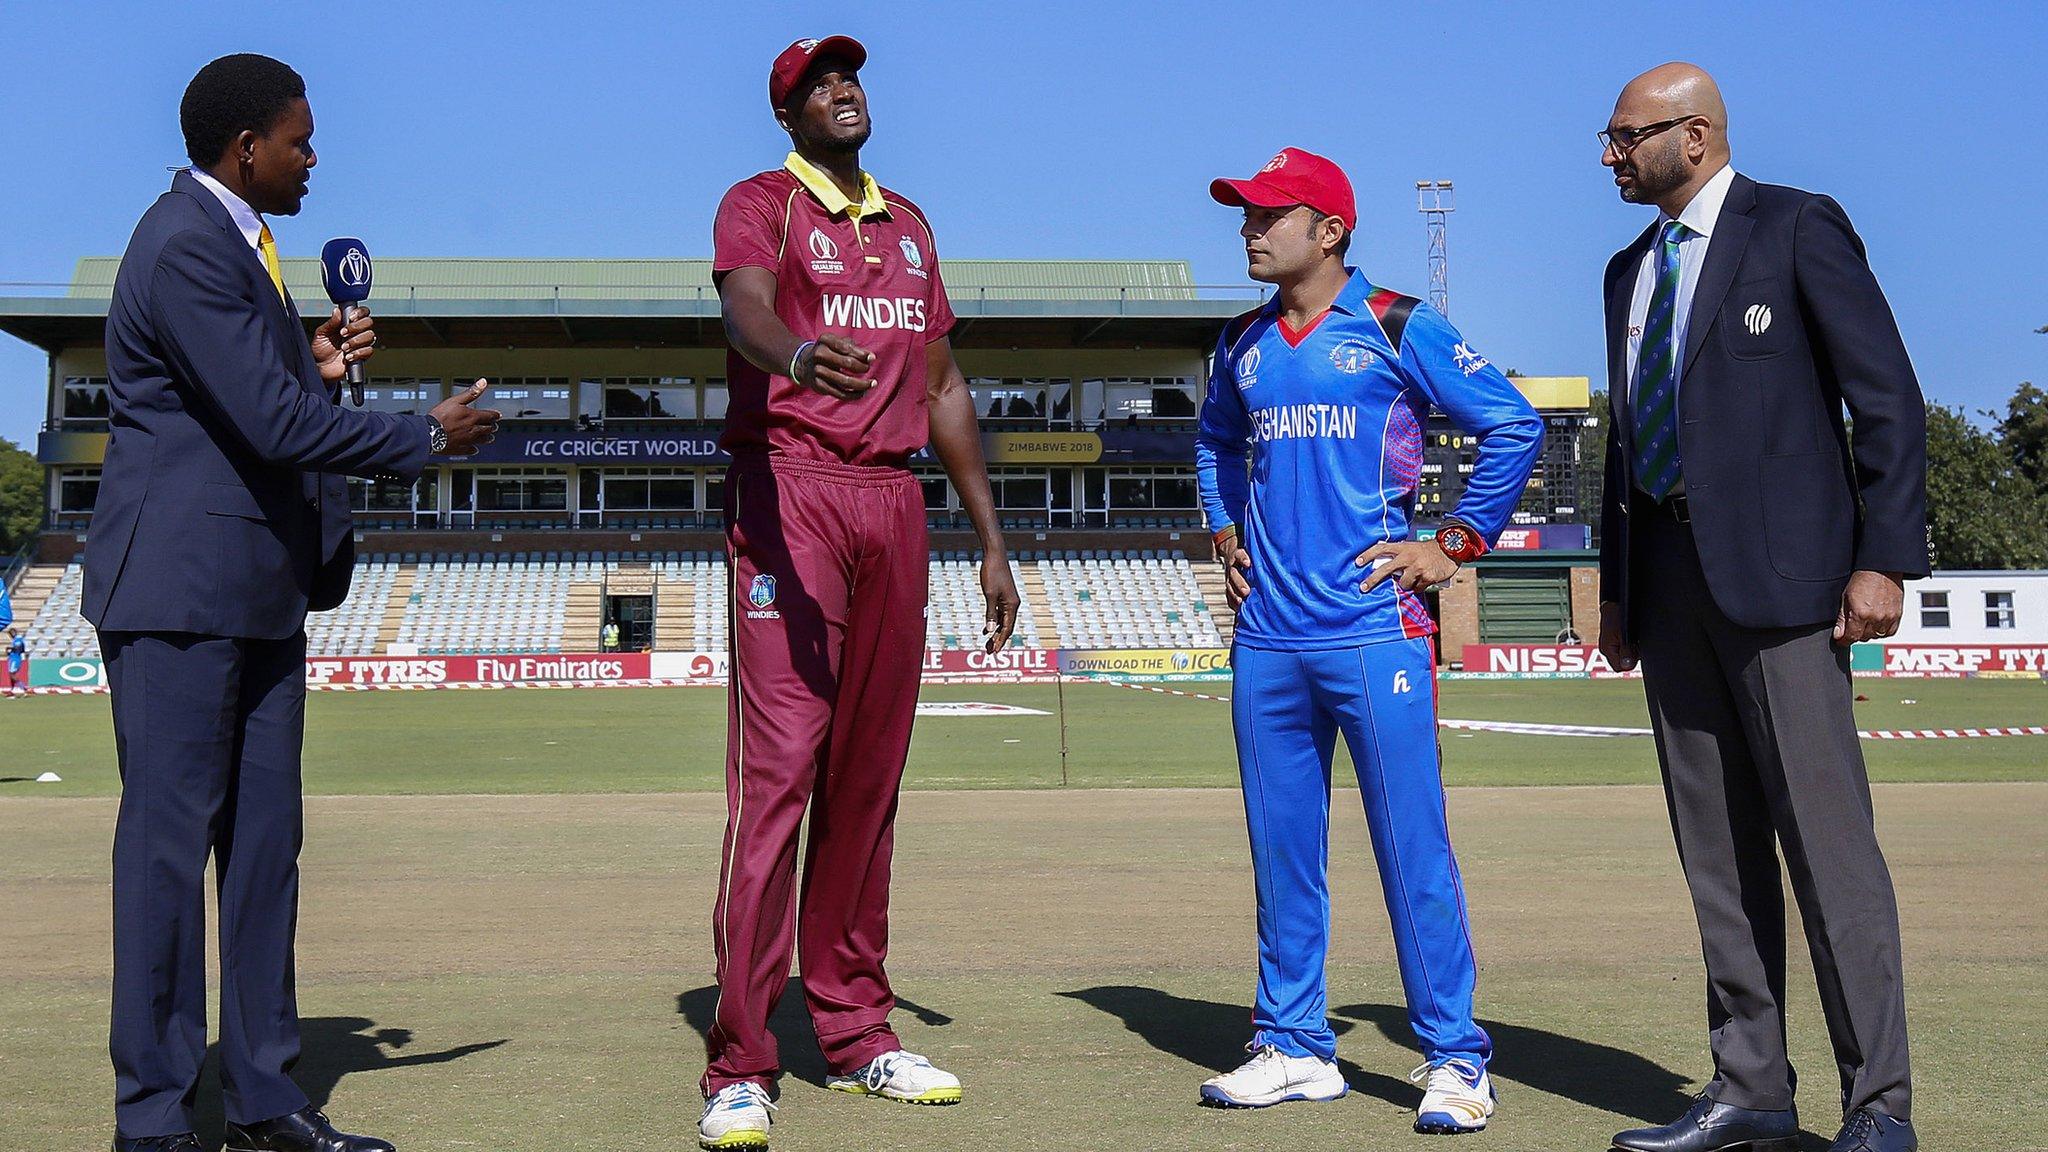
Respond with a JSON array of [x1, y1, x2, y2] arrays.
[[769, 35, 868, 108], [1210, 147, 1357, 231]]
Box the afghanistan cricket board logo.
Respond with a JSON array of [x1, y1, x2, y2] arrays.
[[1329, 340, 1378, 374], [746, 573, 780, 619]]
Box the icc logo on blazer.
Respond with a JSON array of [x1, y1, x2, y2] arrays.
[[1744, 303, 1773, 336]]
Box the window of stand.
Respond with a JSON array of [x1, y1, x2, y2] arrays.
[[595, 376, 697, 420], [1099, 377, 1199, 425], [1984, 591, 2016, 630], [491, 377, 571, 420], [600, 470, 698, 512], [57, 467, 101, 514], [1107, 467, 1199, 514], [61, 377, 110, 426], [1919, 590, 1950, 629], [987, 468, 1050, 520], [360, 377, 442, 416], [968, 378, 1070, 425], [347, 473, 435, 515], [472, 468, 568, 512]]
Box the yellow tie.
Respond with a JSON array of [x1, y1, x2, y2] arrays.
[[257, 223, 287, 303]]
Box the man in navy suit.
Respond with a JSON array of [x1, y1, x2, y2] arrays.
[[86, 54, 499, 1152], [1594, 64, 1926, 1152]]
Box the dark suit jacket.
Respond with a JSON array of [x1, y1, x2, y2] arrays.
[[83, 171, 429, 639], [1599, 173, 1929, 635]]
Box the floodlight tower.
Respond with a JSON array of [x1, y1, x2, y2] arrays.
[[1416, 180, 1453, 318]]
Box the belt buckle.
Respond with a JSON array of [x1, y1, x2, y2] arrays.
[[1668, 495, 1690, 524]]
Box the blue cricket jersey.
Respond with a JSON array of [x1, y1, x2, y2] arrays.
[[1196, 270, 1544, 650]]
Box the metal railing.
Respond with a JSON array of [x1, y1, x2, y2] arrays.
[[2, 536, 36, 597], [0, 279, 1272, 306]]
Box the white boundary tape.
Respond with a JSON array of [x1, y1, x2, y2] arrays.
[[1099, 680, 2048, 742], [22, 676, 2048, 743]]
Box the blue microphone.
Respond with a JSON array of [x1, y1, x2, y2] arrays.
[[320, 238, 373, 406]]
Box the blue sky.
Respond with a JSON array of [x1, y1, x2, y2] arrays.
[[2, 1, 2042, 447]]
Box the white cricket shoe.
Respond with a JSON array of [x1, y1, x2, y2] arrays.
[[1411, 1058, 1495, 1134], [1199, 1044, 1349, 1108], [826, 1049, 963, 1105], [698, 1082, 774, 1149]]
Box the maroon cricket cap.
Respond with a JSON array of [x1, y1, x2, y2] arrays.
[[769, 36, 868, 108], [1210, 147, 1357, 231]]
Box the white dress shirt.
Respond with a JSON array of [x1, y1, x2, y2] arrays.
[[1623, 162, 1737, 396], [185, 166, 266, 252]]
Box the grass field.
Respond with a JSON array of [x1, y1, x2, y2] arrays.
[[3, 677, 2043, 795], [1, 678, 2043, 1151]]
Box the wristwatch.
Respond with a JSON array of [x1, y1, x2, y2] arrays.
[[1434, 519, 1487, 564], [426, 415, 449, 455]]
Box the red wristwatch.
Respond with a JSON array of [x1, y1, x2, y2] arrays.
[[1433, 520, 1488, 564]]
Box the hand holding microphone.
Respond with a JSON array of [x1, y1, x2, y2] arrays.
[[319, 237, 375, 403]]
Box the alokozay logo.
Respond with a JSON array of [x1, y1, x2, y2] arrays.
[[748, 574, 777, 609]]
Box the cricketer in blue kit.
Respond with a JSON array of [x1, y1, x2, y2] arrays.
[[1194, 148, 1543, 1134]]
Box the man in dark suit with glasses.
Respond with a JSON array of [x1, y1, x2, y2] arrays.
[[1594, 62, 1927, 1152]]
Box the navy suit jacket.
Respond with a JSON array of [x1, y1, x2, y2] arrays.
[[83, 171, 430, 639], [1598, 173, 1930, 635]]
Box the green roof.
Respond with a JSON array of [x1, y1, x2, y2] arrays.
[[2, 257, 1256, 351], [65, 257, 1204, 304]]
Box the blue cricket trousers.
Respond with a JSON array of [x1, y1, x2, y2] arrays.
[[1231, 637, 1490, 1066]]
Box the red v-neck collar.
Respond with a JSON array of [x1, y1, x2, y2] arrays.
[[1275, 308, 1331, 348]]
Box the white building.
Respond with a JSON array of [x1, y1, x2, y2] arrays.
[[1891, 571, 2048, 644]]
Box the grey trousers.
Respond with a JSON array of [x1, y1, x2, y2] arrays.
[[1633, 511, 1911, 1120]]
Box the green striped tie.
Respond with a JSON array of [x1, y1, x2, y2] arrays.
[[1632, 220, 1689, 500]]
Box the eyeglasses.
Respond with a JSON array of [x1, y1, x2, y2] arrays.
[[1598, 116, 1697, 153]]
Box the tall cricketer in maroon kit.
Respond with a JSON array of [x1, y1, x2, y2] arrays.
[[695, 36, 1019, 1145]]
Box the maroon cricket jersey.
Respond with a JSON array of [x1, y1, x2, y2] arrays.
[[712, 161, 956, 468]]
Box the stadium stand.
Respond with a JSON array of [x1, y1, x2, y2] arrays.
[[395, 553, 573, 654], [6, 551, 1225, 659], [15, 560, 93, 659], [1039, 553, 1225, 649], [928, 557, 1041, 650], [304, 557, 399, 657]]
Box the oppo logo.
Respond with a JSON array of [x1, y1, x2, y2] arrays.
[[1744, 303, 1773, 336]]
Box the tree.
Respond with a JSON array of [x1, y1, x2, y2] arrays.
[[0, 438, 41, 555], [1922, 403, 2048, 570], [1994, 380, 2048, 492]]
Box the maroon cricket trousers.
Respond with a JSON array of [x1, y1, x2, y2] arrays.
[[703, 455, 930, 1094]]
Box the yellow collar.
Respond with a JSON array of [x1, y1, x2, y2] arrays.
[[784, 151, 888, 220]]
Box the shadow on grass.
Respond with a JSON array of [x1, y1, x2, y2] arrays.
[[1331, 1001, 1706, 1128], [1057, 985, 1411, 1108], [192, 1016, 508, 1145], [676, 979, 954, 1091]]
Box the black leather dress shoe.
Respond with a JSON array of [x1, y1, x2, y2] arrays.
[[1612, 1093, 1800, 1152], [1829, 1108, 1917, 1152], [225, 1107, 395, 1152], [113, 1135, 203, 1152]]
